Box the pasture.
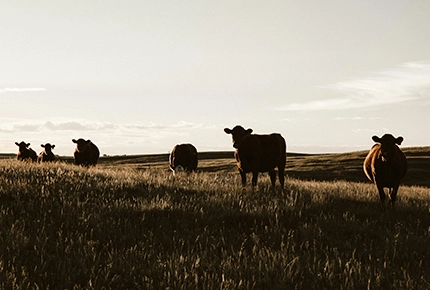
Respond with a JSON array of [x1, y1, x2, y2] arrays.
[[0, 148, 429, 289]]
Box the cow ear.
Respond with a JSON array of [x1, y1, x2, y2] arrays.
[[372, 136, 381, 143], [86, 140, 91, 143], [396, 137, 404, 145], [15, 142, 19, 146], [224, 128, 232, 134], [41, 144, 45, 148], [52, 145, 55, 149], [72, 139, 77, 143], [27, 143, 31, 147], [246, 129, 253, 135]]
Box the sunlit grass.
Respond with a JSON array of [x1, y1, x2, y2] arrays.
[[0, 159, 429, 289]]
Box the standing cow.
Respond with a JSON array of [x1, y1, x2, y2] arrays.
[[224, 125, 286, 189], [363, 134, 407, 205], [15, 141, 37, 162], [38, 143, 57, 163], [72, 139, 100, 167], [169, 143, 198, 174]]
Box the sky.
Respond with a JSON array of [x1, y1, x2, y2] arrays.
[[1, 0, 430, 156]]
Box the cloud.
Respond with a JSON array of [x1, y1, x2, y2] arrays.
[[278, 62, 430, 111], [13, 124, 41, 132], [123, 121, 214, 131], [0, 120, 213, 135], [0, 88, 46, 93], [0, 121, 114, 133], [44, 121, 117, 131], [333, 116, 382, 121], [45, 121, 90, 131]]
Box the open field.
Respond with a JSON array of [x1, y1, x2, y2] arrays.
[[0, 148, 429, 288], [18, 146, 428, 187], [3, 146, 426, 186]]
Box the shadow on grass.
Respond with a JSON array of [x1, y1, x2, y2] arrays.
[[2, 160, 429, 289]]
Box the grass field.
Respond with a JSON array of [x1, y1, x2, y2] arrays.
[[0, 148, 429, 289]]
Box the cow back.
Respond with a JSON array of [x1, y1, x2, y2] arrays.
[[38, 151, 56, 162], [17, 148, 37, 162], [237, 133, 286, 173], [75, 142, 100, 166], [170, 143, 198, 172], [363, 143, 407, 186]]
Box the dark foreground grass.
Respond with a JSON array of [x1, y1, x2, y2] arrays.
[[0, 160, 429, 289]]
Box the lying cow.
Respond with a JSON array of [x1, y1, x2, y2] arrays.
[[224, 125, 286, 189], [38, 143, 57, 163], [72, 139, 100, 167], [169, 143, 198, 174], [15, 141, 37, 162], [363, 134, 407, 205]]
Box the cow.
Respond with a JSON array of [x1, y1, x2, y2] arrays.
[[37, 143, 57, 163], [224, 125, 286, 189], [15, 141, 37, 162], [363, 134, 407, 205], [72, 139, 100, 167], [169, 143, 198, 175]]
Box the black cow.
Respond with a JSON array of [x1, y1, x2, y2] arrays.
[[224, 125, 286, 188], [72, 139, 100, 166], [363, 134, 407, 205], [169, 143, 198, 174], [15, 141, 37, 162], [38, 143, 57, 162]]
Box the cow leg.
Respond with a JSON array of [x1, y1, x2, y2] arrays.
[[251, 170, 259, 188], [239, 169, 247, 188], [376, 184, 386, 203], [278, 165, 285, 189], [269, 170, 276, 187], [389, 185, 399, 206]]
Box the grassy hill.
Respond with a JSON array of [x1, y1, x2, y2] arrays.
[[0, 148, 429, 288], [3, 146, 429, 187], [286, 147, 430, 187], [100, 147, 430, 187]]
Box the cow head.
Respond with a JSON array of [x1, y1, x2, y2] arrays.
[[72, 139, 91, 152], [15, 141, 30, 150], [172, 165, 184, 176], [41, 143, 55, 152], [224, 126, 253, 149], [372, 134, 403, 161]]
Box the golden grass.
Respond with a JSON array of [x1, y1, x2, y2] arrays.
[[0, 148, 429, 289]]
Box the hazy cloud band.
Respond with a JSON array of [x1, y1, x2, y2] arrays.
[[277, 62, 430, 111], [0, 88, 46, 93]]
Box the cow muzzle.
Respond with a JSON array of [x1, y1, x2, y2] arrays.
[[233, 141, 243, 149], [381, 151, 391, 161], [172, 165, 184, 176]]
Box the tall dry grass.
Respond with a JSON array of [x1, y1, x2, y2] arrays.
[[0, 159, 429, 289]]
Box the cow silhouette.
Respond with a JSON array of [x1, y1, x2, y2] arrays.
[[224, 125, 286, 189], [15, 141, 37, 162], [72, 139, 100, 167], [38, 143, 57, 162], [363, 134, 407, 205], [169, 143, 198, 174]]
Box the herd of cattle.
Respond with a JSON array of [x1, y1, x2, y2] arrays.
[[15, 138, 100, 166], [14, 125, 408, 205]]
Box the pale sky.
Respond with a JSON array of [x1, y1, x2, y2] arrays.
[[1, 1, 430, 156]]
